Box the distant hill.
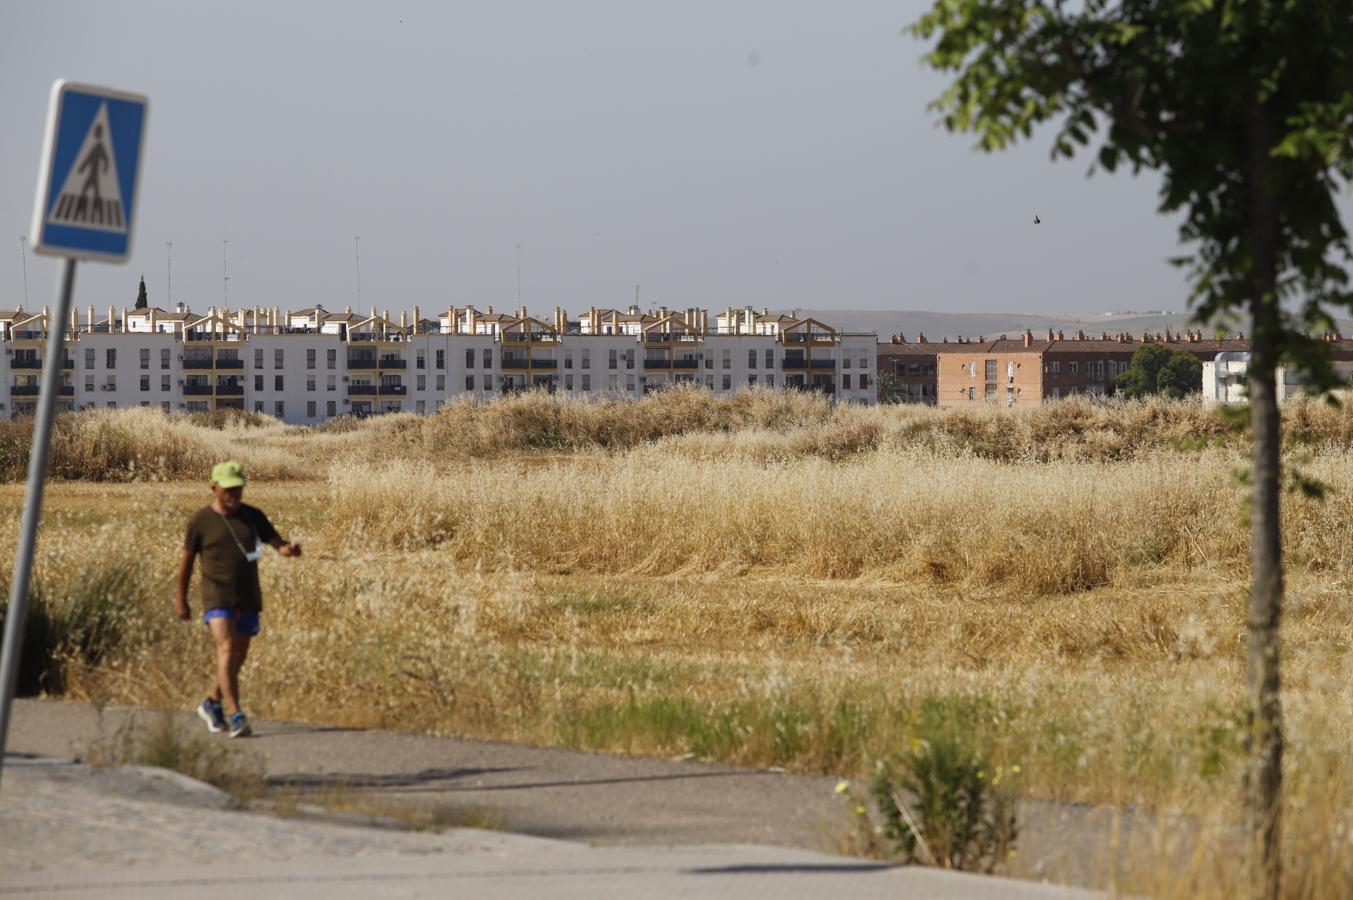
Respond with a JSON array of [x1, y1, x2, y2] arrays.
[[799, 309, 1353, 343]]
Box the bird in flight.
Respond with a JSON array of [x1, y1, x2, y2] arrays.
[[1034, 214, 1041, 224]]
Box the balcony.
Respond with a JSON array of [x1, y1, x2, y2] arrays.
[[12, 359, 43, 369], [644, 333, 697, 344], [782, 333, 837, 344], [378, 358, 407, 369], [347, 356, 378, 369], [503, 332, 557, 343], [644, 359, 672, 369], [62, 358, 74, 369], [501, 358, 530, 370], [672, 358, 700, 369], [809, 359, 837, 369], [215, 383, 245, 396], [378, 384, 407, 396], [58, 386, 74, 396], [183, 385, 213, 396], [529, 359, 557, 369], [11, 385, 40, 396], [348, 384, 377, 395], [182, 359, 213, 369], [781, 357, 808, 370], [215, 358, 244, 370]]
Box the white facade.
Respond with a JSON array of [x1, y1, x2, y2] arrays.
[[0, 305, 878, 424], [1203, 352, 1353, 404]]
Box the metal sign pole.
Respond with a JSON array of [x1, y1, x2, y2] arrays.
[[0, 257, 77, 786]]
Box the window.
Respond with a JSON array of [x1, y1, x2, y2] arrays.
[[161, 348, 171, 370], [465, 348, 475, 368], [625, 349, 634, 370], [843, 356, 851, 369], [1069, 362, 1080, 374], [416, 351, 425, 370], [416, 374, 426, 391], [161, 375, 170, 391], [255, 402, 264, 413], [435, 374, 444, 391], [307, 400, 316, 418], [139, 348, 149, 369], [859, 357, 868, 370], [985, 383, 997, 400], [435, 349, 444, 370], [254, 349, 264, 369], [105, 375, 116, 390], [1047, 361, 1061, 374], [326, 400, 336, 417], [416, 400, 425, 414], [748, 349, 757, 368], [842, 374, 851, 390], [85, 348, 95, 368], [859, 373, 869, 390], [140, 375, 149, 392], [609, 349, 618, 370], [484, 374, 493, 391], [968, 362, 977, 378], [564, 352, 573, 370], [609, 374, 619, 390], [984, 359, 997, 381], [106, 348, 116, 369], [967, 386, 976, 400], [161, 401, 171, 412], [327, 348, 337, 369], [722, 350, 731, 369], [1007, 361, 1016, 379], [482, 349, 492, 369], [306, 349, 316, 369], [84, 375, 94, 391], [581, 374, 591, 391], [274, 401, 284, 418], [766, 374, 774, 387], [626, 375, 635, 391], [274, 349, 284, 369], [306, 376, 316, 392], [565, 374, 573, 390], [581, 349, 590, 369], [704, 354, 713, 370], [722, 374, 731, 390], [765, 349, 773, 368], [275, 375, 284, 391], [1007, 387, 1015, 406], [327, 375, 336, 391], [466, 375, 475, 390], [1051, 387, 1061, 399], [254, 374, 264, 391], [749, 374, 758, 385]]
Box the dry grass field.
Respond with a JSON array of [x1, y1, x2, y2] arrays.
[[3, 390, 1353, 895]]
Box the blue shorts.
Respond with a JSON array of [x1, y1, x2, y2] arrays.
[[203, 608, 261, 636]]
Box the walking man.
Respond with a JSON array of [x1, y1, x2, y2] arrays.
[[175, 460, 301, 737]]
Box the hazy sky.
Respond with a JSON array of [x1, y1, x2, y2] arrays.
[[4, 1, 1339, 319]]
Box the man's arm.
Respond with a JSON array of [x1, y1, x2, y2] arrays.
[[268, 535, 302, 558], [175, 547, 196, 620]]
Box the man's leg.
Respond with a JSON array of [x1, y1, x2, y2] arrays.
[[207, 617, 242, 715], [228, 632, 252, 713]]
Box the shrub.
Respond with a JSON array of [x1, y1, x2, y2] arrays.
[[870, 705, 1019, 872]]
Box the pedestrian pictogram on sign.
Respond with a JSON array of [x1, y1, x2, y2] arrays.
[[29, 81, 147, 262]]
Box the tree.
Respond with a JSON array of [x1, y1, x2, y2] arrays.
[[134, 275, 148, 310], [1117, 343, 1202, 398], [907, 4, 1353, 896]]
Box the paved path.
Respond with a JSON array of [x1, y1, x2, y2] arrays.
[[2, 698, 1111, 897]]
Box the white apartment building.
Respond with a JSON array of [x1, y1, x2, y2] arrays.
[[0, 303, 876, 424], [1202, 351, 1353, 405]]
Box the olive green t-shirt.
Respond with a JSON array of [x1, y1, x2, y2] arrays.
[[184, 504, 279, 612]]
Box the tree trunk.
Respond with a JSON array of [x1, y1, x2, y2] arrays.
[[1245, 96, 1283, 900]]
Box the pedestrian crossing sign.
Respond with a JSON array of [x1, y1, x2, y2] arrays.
[[30, 80, 148, 263]]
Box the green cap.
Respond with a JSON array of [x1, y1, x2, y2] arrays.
[[211, 460, 246, 489]]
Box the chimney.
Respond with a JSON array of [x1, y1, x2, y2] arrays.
[[898, 333, 907, 344], [414, 305, 421, 328], [1076, 330, 1085, 341], [1056, 330, 1064, 341], [1023, 330, 1033, 348], [121, 307, 128, 334], [917, 333, 926, 344], [659, 305, 667, 319], [70, 307, 78, 338], [942, 336, 949, 343], [345, 305, 352, 315], [108, 305, 115, 332], [87, 305, 95, 331], [1047, 329, 1055, 342]]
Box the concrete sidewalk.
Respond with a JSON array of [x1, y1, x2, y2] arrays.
[[0, 755, 1096, 899]]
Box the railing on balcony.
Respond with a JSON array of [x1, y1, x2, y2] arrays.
[[347, 356, 379, 369], [501, 358, 530, 370], [781, 357, 808, 369], [672, 358, 700, 369], [215, 383, 245, 396], [809, 359, 837, 369], [378, 358, 407, 369], [529, 359, 557, 369], [503, 332, 558, 342], [11, 385, 40, 396], [215, 358, 244, 370], [183, 385, 213, 396], [644, 332, 698, 343], [12, 359, 43, 369], [182, 359, 213, 369], [782, 333, 837, 344], [348, 384, 377, 395], [378, 384, 407, 395], [58, 386, 74, 396], [644, 359, 672, 369], [61, 358, 74, 369]]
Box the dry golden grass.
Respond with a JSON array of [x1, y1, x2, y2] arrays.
[[4, 394, 1353, 895]]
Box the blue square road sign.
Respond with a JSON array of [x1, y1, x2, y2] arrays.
[[29, 80, 148, 263]]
